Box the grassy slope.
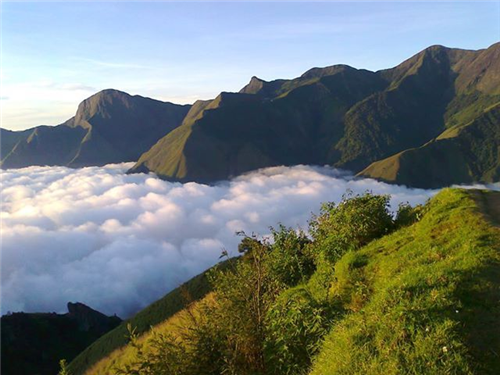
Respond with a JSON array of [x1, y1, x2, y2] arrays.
[[67, 266, 219, 375], [85, 294, 215, 375], [358, 103, 500, 188], [78, 189, 500, 375], [311, 188, 500, 374]]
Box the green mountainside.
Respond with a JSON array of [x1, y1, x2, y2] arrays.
[[0, 90, 190, 168], [67, 188, 500, 375], [0, 302, 121, 375], [359, 103, 500, 187], [129, 43, 500, 187], [2, 43, 499, 186]]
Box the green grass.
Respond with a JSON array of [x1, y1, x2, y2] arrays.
[[75, 189, 500, 375], [310, 189, 500, 374], [67, 262, 228, 375]]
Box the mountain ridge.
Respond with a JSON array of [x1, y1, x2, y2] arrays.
[[1, 89, 190, 169], [2, 43, 499, 188]]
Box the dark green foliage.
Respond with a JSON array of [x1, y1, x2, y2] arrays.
[[59, 360, 70, 375], [265, 285, 336, 375], [394, 202, 426, 228], [266, 226, 314, 287]]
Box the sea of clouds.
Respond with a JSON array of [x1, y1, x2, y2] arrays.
[[2, 163, 496, 318]]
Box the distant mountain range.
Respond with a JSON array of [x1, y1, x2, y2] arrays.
[[2, 43, 499, 188]]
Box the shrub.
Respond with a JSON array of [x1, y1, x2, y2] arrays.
[[309, 192, 393, 264], [265, 285, 338, 375]]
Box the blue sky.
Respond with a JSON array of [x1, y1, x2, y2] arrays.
[[1, 1, 499, 130]]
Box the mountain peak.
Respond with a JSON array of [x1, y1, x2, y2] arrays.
[[300, 64, 354, 80], [67, 302, 121, 332], [239, 76, 267, 94]]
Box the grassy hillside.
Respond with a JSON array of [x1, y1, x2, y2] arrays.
[[76, 188, 500, 375], [67, 261, 230, 375], [359, 103, 500, 187], [83, 294, 216, 375], [311, 189, 500, 374]]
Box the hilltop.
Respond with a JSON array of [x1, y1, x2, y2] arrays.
[[0, 303, 121, 375], [67, 188, 500, 375]]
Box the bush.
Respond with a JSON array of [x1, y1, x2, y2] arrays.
[[309, 192, 393, 264], [265, 285, 338, 375], [267, 225, 314, 288], [394, 202, 426, 228]]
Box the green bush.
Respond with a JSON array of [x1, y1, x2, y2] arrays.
[[267, 225, 314, 288], [309, 192, 393, 264], [265, 285, 337, 375]]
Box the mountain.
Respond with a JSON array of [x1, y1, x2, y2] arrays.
[[1, 89, 190, 168], [129, 66, 389, 181], [129, 43, 500, 187], [0, 302, 121, 375], [3, 43, 499, 188], [0, 127, 35, 156], [359, 103, 500, 187], [359, 44, 500, 187], [68, 188, 500, 374]]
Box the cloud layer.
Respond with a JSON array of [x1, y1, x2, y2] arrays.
[[1, 164, 480, 318]]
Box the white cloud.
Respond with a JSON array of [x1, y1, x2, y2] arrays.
[[1, 164, 495, 318]]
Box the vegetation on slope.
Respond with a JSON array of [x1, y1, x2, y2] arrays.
[[77, 188, 500, 375], [360, 103, 500, 187], [67, 263, 229, 375]]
